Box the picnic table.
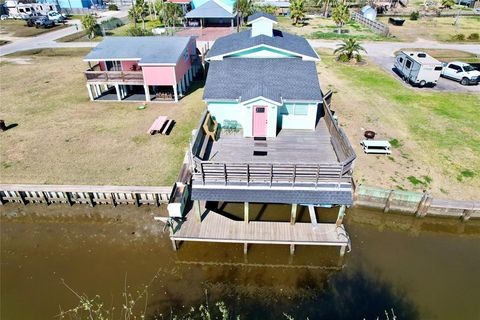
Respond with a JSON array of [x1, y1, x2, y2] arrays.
[[147, 116, 174, 135]]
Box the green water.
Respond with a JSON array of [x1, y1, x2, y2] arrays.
[[1, 204, 479, 320]]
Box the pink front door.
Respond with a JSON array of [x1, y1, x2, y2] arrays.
[[252, 106, 268, 137]]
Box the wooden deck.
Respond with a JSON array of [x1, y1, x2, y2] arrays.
[[207, 118, 337, 164], [171, 211, 349, 247]]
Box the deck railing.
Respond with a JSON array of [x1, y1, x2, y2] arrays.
[[84, 65, 144, 84], [189, 93, 357, 188]]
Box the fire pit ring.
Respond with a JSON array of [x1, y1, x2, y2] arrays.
[[364, 130, 376, 139]]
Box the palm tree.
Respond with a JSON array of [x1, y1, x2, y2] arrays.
[[163, 3, 183, 34], [234, 0, 254, 32], [334, 38, 366, 62], [289, 0, 306, 26], [129, 0, 149, 30], [331, 4, 349, 27], [81, 14, 97, 39], [315, 0, 338, 17]]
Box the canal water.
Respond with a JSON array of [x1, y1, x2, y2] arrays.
[[1, 204, 479, 320]]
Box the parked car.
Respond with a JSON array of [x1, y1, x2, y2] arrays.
[[394, 51, 443, 87], [26, 14, 43, 27], [34, 16, 55, 28], [46, 10, 65, 23], [441, 61, 480, 85]]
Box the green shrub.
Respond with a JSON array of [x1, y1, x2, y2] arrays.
[[127, 26, 153, 36], [338, 53, 350, 62], [452, 33, 465, 41], [100, 17, 124, 30], [108, 4, 118, 10], [410, 11, 420, 20], [467, 33, 479, 41]]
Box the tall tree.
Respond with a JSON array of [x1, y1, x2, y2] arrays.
[[234, 0, 254, 32], [290, 0, 306, 26], [163, 2, 183, 34], [129, 0, 149, 30], [81, 14, 97, 39], [334, 38, 366, 62], [331, 4, 349, 27]]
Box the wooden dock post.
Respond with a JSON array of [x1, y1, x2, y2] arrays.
[[290, 203, 297, 225], [340, 245, 347, 257], [383, 190, 394, 213], [244, 202, 249, 224], [194, 200, 201, 222], [336, 205, 346, 227], [243, 242, 248, 255], [290, 243, 295, 255], [415, 192, 432, 217], [462, 209, 472, 222], [171, 239, 177, 251]]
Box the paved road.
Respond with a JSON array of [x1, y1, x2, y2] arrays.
[[309, 38, 480, 93], [0, 10, 127, 57]]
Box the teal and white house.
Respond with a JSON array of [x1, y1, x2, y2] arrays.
[[168, 13, 356, 256], [203, 12, 322, 138]]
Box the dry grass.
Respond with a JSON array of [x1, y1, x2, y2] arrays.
[[317, 50, 480, 200], [0, 19, 67, 37], [0, 49, 205, 186], [378, 16, 480, 42], [277, 16, 387, 41]]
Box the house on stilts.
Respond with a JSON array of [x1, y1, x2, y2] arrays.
[[167, 13, 356, 256]]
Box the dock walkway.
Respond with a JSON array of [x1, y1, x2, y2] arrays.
[[171, 211, 350, 248]]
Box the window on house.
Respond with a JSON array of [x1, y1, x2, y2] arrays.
[[399, 57, 403, 63], [294, 105, 308, 115], [105, 61, 121, 71], [405, 60, 412, 68], [281, 104, 309, 115]]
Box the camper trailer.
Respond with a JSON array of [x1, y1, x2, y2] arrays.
[[394, 51, 443, 87], [5, 1, 35, 19]]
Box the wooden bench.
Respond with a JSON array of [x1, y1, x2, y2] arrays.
[[147, 116, 167, 135]]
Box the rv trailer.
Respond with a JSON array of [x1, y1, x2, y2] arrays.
[[394, 51, 443, 87]]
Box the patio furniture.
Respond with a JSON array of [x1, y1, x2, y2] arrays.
[[147, 116, 167, 135]]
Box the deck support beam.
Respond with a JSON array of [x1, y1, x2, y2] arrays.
[[243, 242, 248, 255], [173, 84, 178, 102], [290, 243, 295, 255], [86, 84, 94, 101], [144, 85, 150, 101], [194, 200, 201, 222], [171, 239, 177, 251], [340, 245, 347, 257], [115, 84, 121, 101], [336, 205, 346, 227], [244, 202, 249, 224], [290, 203, 297, 225]]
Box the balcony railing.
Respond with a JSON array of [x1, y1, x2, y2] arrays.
[[84, 65, 144, 84], [189, 91, 356, 188]]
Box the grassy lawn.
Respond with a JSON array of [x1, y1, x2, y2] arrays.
[[0, 48, 205, 186], [56, 31, 103, 42], [0, 19, 67, 37], [277, 16, 389, 41], [378, 16, 480, 42], [317, 50, 480, 200]]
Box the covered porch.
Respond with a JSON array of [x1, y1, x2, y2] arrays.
[[185, 0, 236, 28]]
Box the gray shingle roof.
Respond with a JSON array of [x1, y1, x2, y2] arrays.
[[185, 0, 235, 18], [83, 36, 192, 65], [206, 29, 318, 60], [203, 58, 322, 103], [191, 185, 353, 205], [247, 12, 278, 23]]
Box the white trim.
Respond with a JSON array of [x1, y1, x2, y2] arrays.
[[206, 44, 320, 62], [247, 16, 278, 25], [84, 58, 141, 62], [138, 62, 177, 66], [241, 96, 282, 106]]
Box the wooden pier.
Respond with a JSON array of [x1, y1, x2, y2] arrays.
[[170, 210, 350, 256]]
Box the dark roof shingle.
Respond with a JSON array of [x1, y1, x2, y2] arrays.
[[84, 36, 192, 65], [206, 29, 318, 60], [203, 58, 322, 103], [247, 12, 278, 23]]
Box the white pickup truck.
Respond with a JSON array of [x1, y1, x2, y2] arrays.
[[441, 61, 480, 85]]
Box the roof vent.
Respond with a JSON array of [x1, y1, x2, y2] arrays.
[[247, 13, 278, 38], [417, 53, 427, 58]]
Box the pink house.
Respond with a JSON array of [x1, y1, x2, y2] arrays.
[[83, 36, 201, 102]]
